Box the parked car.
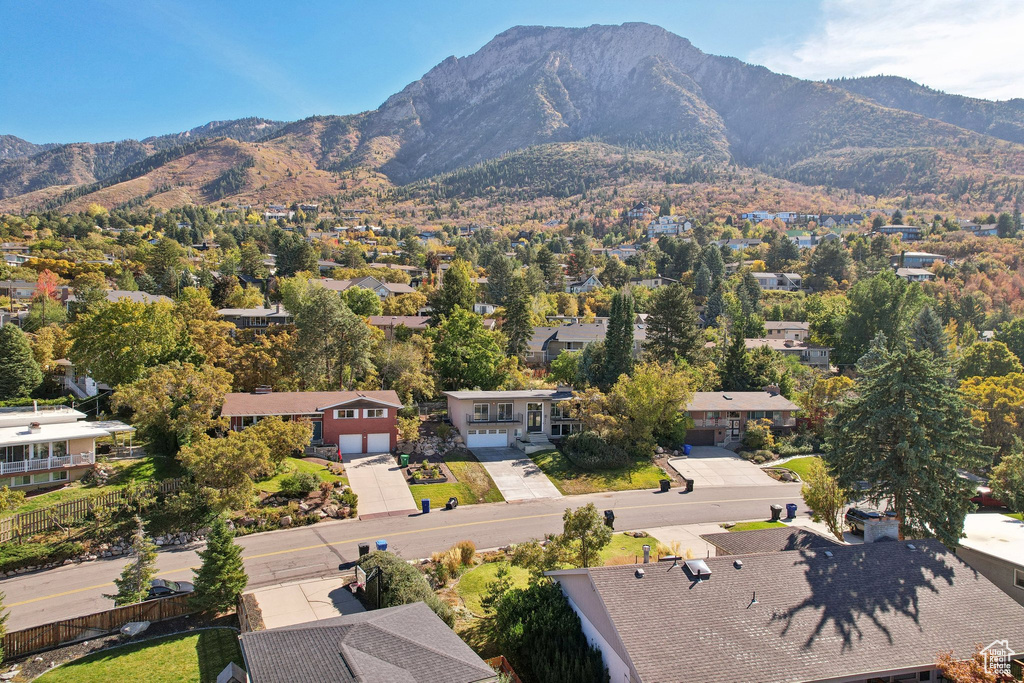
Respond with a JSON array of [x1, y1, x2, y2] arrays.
[[145, 579, 194, 601], [971, 486, 1007, 509], [844, 507, 881, 534]]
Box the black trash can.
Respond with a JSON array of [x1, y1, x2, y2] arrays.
[[684, 477, 695, 493], [358, 543, 370, 557], [659, 479, 671, 493], [446, 496, 459, 510], [786, 503, 798, 519], [604, 510, 615, 528], [770, 504, 783, 522]]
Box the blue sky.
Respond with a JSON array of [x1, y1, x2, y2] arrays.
[[2, 0, 1021, 144]]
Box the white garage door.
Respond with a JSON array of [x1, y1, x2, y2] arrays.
[[338, 434, 363, 454], [366, 433, 390, 453], [465, 428, 507, 448]]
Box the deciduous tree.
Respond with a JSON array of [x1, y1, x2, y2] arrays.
[[429, 258, 475, 324], [989, 451, 1024, 513], [957, 341, 1023, 379], [433, 308, 506, 390], [800, 459, 850, 542]]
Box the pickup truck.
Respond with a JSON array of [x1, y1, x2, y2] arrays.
[[971, 486, 1006, 509]]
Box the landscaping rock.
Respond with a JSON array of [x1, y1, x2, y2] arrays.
[[1, 670, 19, 680], [279, 515, 292, 527], [119, 621, 150, 638], [324, 505, 340, 518]]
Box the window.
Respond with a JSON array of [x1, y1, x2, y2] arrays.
[[497, 403, 513, 421], [52, 441, 68, 458], [364, 408, 386, 419], [32, 473, 50, 484], [1015, 569, 1024, 590], [334, 409, 357, 419], [52, 470, 69, 482], [11, 475, 31, 487], [473, 404, 490, 421]]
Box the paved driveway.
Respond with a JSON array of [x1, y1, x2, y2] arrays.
[[668, 446, 783, 488], [345, 452, 418, 518], [469, 447, 563, 501], [249, 577, 365, 629]]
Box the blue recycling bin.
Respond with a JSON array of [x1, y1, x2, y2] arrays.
[[421, 498, 430, 514], [683, 444, 692, 455], [375, 539, 388, 552], [786, 503, 798, 519]]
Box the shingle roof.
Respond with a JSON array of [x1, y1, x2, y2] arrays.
[[239, 602, 496, 683], [367, 316, 430, 329], [764, 321, 809, 331], [444, 388, 573, 401], [686, 391, 800, 412], [221, 390, 402, 416], [699, 527, 841, 556], [552, 323, 646, 343], [550, 540, 1024, 683]]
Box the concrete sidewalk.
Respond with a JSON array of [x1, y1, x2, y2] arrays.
[[249, 576, 365, 629], [345, 451, 417, 518], [469, 447, 563, 501]]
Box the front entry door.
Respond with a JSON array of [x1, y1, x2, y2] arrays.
[[527, 403, 543, 433]]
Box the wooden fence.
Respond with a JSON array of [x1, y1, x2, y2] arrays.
[[2, 594, 194, 660], [485, 655, 523, 683], [0, 478, 184, 543]]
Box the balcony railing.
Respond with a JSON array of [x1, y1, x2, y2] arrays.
[[0, 452, 95, 476], [466, 413, 523, 425], [690, 418, 796, 429]]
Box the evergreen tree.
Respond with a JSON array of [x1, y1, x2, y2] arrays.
[[739, 270, 762, 313], [766, 237, 800, 271], [996, 211, 1015, 238], [487, 255, 516, 307], [191, 516, 248, 613], [720, 330, 752, 391], [429, 258, 476, 324], [576, 341, 607, 389], [503, 277, 532, 360], [698, 243, 725, 282], [910, 305, 948, 359], [825, 335, 988, 545], [0, 325, 43, 400], [603, 289, 635, 386], [693, 262, 712, 299], [807, 239, 852, 289], [704, 287, 725, 328], [834, 269, 923, 366], [108, 517, 158, 606], [644, 284, 701, 364]]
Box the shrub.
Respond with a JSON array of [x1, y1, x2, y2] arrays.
[[279, 471, 321, 498], [743, 418, 775, 451], [561, 430, 630, 470], [357, 550, 455, 626], [436, 423, 452, 441], [751, 450, 775, 464], [442, 547, 462, 575], [397, 415, 420, 443], [335, 489, 358, 516], [454, 539, 476, 565], [0, 541, 85, 573], [0, 486, 25, 513]]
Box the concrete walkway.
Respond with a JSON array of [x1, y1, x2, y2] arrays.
[[249, 576, 365, 629], [668, 446, 784, 488], [345, 451, 417, 518], [469, 447, 563, 501], [644, 523, 724, 558]]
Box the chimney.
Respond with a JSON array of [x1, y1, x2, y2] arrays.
[[29, 422, 41, 433], [784, 339, 795, 348], [763, 385, 781, 396], [642, 544, 650, 564], [864, 511, 900, 543]]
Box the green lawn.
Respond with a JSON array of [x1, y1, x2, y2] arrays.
[[726, 521, 787, 532], [531, 449, 668, 495], [410, 482, 476, 510], [599, 532, 662, 564], [256, 457, 347, 494], [445, 450, 504, 503], [455, 561, 531, 615], [1007, 513, 1023, 521], [775, 456, 821, 481], [1, 455, 184, 518], [36, 629, 242, 683]]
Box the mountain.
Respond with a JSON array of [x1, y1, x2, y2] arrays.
[[0, 135, 58, 161], [4, 22, 1024, 212], [829, 76, 1024, 146]]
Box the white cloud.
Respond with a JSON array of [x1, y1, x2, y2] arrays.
[[749, 0, 1024, 101]]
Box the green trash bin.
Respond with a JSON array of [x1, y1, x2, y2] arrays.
[[400, 453, 410, 467]]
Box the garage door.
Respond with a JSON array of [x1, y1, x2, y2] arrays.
[[465, 428, 507, 448], [685, 430, 716, 447], [338, 434, 363, 454], [366, 433, 390, 453]]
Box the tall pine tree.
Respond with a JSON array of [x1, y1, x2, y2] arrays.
[[429, 258, 476, 324], [107, 517, 158, 606], [825, 335, 988, 545], [719, 329, 752, 391], [503, 277, 532, 360], [603, 289, 635, 387], [644, 284, 701, 364], [910, 305, 949, 359], [0, 325, 42, 400], [191, 516, 248, 612]]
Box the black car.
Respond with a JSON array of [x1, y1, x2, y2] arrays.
[[145, 578, 194, 601], [844, 507, 881, 534]]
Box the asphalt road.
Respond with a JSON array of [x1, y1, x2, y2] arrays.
[[0, 483, 803, 631]]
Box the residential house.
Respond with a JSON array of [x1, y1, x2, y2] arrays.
[[0, 406, 132, 491], [526, 326, 561, 365], [566, 273, 603, 294], [530, 322, 647, 365], [595, 243, 642, 260], [221, 389, 401, 454], [64, 289, 172, 308], [263, 210, 295, 221], [699, 527, 840, 556], [744, 338, 831, 369], [628, 275, 676, 289], [368, 262, 427, 285], [444, 387, 582, 450], [716, 238, 763, 251], [316, 276, 416, 299], [955, 513, 1024, 608], [626, 202, 656, 221], [546, 539, 1024, 683], [967, 223, 999, 237], [366, 315, 430, 339], [238, 602, 498, 683], [298, 203, 319, 211], [895, 267, 935, 282], [751, 272, 802, 291], [763, 321, 809, 341], [890, 251, 948, 269], [0, 280, 37, 302], [685, 390, 799, 447], [218, 304, 293, 330], [820, 213, 864, 228], [317, 259, 341, 275], [741, 210, 776, 223], [788, 233, 817, 250], [873, 224, 922, 241], [646, 216, 692, 239]]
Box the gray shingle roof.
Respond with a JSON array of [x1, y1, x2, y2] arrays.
[[686, 391, 800, 412], [699, 527, 840, 556], [549, 540, 1024, 683], [239, 602, 496, 683]]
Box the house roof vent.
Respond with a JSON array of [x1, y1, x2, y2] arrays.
[[635, 568, 645, 578], [684, 559, 712, 581], [254, 385, 272, 394], [722, 395, 733, 401]]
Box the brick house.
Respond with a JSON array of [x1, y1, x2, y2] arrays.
[[684, 391, 799, 447], [220, 390, 402, 455]]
